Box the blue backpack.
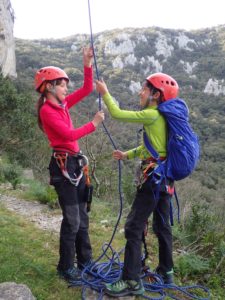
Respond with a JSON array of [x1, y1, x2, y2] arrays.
[[143, 98, 200, 182], [143, 98, 200, 225]]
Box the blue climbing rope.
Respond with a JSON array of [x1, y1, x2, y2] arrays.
[[69, 2, 211, 300], [87, 0, 124, 262], [69, 0, 125, 297]]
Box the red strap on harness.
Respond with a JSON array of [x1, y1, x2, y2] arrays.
[[83, 165, 91, 186], [53, 152, 68, 172], [167, 185, 175, 196]]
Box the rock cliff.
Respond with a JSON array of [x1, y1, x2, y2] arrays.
[[0, 0, 16, 78]]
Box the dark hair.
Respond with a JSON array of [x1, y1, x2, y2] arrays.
[[37, 95, 45, 131], [36, 79, 64, 131], [145, 80, 164, 103], [146, 80, 159, 94]]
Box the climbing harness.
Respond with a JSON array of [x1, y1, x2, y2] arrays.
[[53, 150, 94, 210], [139, 157, 166, 186], [53, 151, 86, 186]]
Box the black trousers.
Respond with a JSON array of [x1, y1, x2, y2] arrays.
[[49, 156, 92, 271], [122, 176, 173, 281]]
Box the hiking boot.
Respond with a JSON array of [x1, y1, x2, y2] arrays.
[[155, 267, 174, 284], [104, 279, 145, 297], [57, 266, 81, 282]]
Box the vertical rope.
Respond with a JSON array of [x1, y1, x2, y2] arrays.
[[87, 0, 123, 261]]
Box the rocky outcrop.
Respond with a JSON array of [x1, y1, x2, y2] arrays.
[[0, 282, 35, 300], [204, 78, 225, 96], [0, 0, 16, 78]]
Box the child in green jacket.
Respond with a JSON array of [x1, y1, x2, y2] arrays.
[[96, 73, 179, 297]]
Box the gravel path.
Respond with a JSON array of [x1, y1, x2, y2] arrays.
[[0, 193, 62, 233]]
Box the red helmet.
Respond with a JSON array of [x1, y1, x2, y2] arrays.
[[34, 66, 69, 93], [146, 73, 179, 101]]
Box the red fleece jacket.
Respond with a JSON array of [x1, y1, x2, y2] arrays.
[[40, 66, 95, 153]]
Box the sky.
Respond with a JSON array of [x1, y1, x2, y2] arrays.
[[11, 0, 225, 40]]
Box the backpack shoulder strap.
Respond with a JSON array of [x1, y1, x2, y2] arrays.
[[143, 128, 160, 160]]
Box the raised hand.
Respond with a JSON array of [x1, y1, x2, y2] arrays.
[[83, 46, 94, 67], [95, 79, 109, 96]]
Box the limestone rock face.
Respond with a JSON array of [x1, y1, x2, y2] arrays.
[[0, 0, 16, 78]]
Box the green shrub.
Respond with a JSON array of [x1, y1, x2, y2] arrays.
[[24, 181, 58, 208], [0, 159, 5, 183], [176, 253, 210, 280], [2, 163, 22, 189], [185, 203, 210, 237]]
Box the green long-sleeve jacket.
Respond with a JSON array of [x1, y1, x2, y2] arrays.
[[102, 92, 167, 160]]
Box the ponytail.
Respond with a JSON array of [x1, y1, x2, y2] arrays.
[[36, 95, 45, 131]]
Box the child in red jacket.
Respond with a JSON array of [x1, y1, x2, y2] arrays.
[[35, 47, 104, 282]]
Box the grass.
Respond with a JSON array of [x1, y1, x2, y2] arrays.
[[0, 203, 162, 300], [0, 196, 130, 300], [0, 206, 82, 300], [0, 192, 223, 300]]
